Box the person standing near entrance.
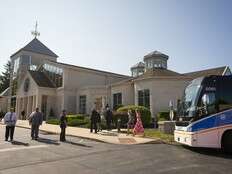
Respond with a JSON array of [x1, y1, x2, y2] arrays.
[[59, 109, 67, 142], [90, 108, 98, 133], [28, 108, 43, 140], [3, 108, 17, 142], [105, 106, 113, 131]]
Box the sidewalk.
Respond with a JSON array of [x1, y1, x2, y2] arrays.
[[14, 120, 158, 145]]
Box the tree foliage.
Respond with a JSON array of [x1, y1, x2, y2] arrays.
[[0, 61, 11, 94]]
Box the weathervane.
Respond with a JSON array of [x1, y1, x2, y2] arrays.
[[31, 21, 40, 38]]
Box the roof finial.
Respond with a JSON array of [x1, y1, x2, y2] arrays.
[[31, 21, 40, 38]]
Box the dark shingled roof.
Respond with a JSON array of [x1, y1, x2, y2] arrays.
[[29, 71, 56, 88], [183, 66, 227, 78], [11, 38, 58, 58]]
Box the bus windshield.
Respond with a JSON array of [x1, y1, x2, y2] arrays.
[[178, 78, 203, 117]]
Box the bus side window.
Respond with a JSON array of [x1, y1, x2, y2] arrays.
[[218, 80, 232, 112]]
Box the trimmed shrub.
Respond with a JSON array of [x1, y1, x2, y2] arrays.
[[157, 111, 169, 121], [117, 105, 151, 127], [46, 119, 59, 125], [67, 119, 88, 127], [157, 111, 176, 121], [113, 104, 124, 111], [112, 111, 129, 128], [46, 114, 90, 127], [66, 114, 87, 122]]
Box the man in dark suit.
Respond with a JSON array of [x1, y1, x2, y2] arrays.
[[28, 108, 43, 140], [60, 109, 67, 142], [90, 108, 98, 133], [106, 107, 113, 131]]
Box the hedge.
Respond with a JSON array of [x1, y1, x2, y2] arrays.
[[157, 111, 176, 121], [66, 114, 87, 122], [112, 112, 128, 128], [157, 111, 169, 121], [117, 105, 151, 127], [46, 119, 60, 125], [67, 118, 89, 127], [46, 114, 90, 127]]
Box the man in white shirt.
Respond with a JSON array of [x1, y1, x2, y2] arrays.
[[4, 108, 17, 142]]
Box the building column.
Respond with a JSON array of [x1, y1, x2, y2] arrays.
[[26, 96, 30, 119], [32, 95, 35, 111], [15, 97, 19, 117], [36, 94, 41, 110], [28, 96, 33, 116]]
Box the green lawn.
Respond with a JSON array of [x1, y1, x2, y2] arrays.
[[144, 129, 175, 143]]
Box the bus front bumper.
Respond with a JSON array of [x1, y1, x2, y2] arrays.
[[174, 130, 197, 147]]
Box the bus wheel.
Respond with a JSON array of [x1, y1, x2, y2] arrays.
[[222, 131, 232, 154]]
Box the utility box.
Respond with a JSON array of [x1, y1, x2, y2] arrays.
[[158, 121, 175, 134]]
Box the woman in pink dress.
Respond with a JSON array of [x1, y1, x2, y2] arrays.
[[133, 110, 144, 136]]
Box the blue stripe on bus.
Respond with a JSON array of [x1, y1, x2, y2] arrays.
[[187, 109, 232, 132]]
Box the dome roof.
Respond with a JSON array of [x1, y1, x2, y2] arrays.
[[131, 62, 145, 70], [144, 50, 169, 60]]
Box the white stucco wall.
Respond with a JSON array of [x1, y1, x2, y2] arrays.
[[77, 86, 109, 115], [111, 82, 134, 107], [0, 97, 8, 113], [60, 65, 129, 114], [134, 78, 190, 119], [63, 67, 128, 90]]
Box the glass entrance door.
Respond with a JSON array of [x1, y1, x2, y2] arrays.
[[41, 95, 47, 121]]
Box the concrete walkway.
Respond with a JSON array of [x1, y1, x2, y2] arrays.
[[11, 120, 157, 145]]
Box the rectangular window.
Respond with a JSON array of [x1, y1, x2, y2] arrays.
[[13, 57, 20, 76], [138, 89, 150, 108], [113, 93, 122, 110], [41, 63, 63, 87], [218, 79, 232, 112], [21, 55, 31, 65], [79, 95, 86, 114]]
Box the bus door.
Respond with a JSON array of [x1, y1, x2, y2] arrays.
[[196, 91, 219, 147]]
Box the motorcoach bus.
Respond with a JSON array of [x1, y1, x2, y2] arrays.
[[174, 75, 232, 153]]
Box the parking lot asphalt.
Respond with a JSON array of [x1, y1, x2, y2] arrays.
[[0, 125, 231, 174]]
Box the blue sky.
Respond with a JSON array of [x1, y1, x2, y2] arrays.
[[0, 0, 231, 75]]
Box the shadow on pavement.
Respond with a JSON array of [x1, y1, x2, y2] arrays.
[[11, 140, 30, 146], [183, 145, 232, 159], [36, 137, 60, 146], [63, 140, 92, 148]]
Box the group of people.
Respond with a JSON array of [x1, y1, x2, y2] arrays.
[[127, 109, 144, 136], [3, 107, 43, 142], [3, 107, 67, 142], [90, 105, 145, 136], [90, 105, 113, 133], [2, 105, 144, 143]]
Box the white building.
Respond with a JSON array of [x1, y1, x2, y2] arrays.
[[0, 37, 231, 121]]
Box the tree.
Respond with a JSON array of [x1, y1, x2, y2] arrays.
[[0, 61, 11, 94]]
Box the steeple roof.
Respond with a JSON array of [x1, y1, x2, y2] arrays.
[[11, 38, 58, 58]]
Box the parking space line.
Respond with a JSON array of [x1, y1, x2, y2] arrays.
[[0, 145, 49, 153]]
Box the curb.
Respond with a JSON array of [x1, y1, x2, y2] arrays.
[[15, 125, 108, 144], [1, 123, 162, 145]]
